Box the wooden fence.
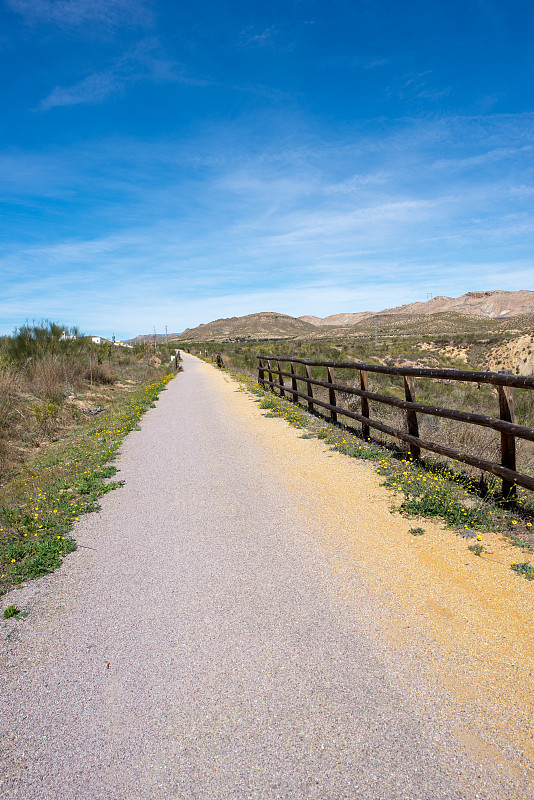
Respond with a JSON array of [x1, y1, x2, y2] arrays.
[[257, 356, 534, 499]]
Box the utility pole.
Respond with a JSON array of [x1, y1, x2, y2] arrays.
[[165, 325, 168, 346], [375, 317, 378, 347]]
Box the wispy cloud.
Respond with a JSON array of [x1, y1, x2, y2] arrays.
[[2, 245, 532, 339], [37, 39, 194, 110], [432, 145, 533, 171], [323, 172, 390, 194], [323, 54, 391, 70], [5, 0, 152, 32], [1, 110, 533, 336], [239, 25, 279, 48], [2, 0, 534, 341], [39, 71, 124, 110]]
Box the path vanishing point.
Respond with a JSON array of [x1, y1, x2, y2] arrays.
[[1, 353, 533, 799]]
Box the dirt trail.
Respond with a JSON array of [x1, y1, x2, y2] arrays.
[[1, 353, 533, 799]]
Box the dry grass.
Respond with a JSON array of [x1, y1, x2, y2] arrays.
[[27, 357, 85, 402], [83, 362, 115, 385], [0, 372, 23, 475], [0, 348, 173, 482]]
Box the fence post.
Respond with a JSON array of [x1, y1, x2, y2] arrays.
[[290, 361, 298, 404], [327, 366, 337, 423], [258, 358, 265, 388], [267, 359, 274, 392], [277, 360, 285, 398], [498, 385, 516, 501], [360, 369, 370, 440], [305, 364, 314, 412], [403, 376, 420, 459]]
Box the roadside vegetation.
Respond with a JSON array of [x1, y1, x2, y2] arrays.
[[182, 334, 534, 485], [0, 321, 177, 596]]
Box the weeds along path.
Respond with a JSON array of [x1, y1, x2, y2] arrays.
[[1, 353, 532, 799]]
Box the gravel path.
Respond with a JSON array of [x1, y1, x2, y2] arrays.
[[0, 354, 531, 799]]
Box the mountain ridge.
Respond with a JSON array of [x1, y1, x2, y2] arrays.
[[128, 290, 534, 343], [299, 290, 534, 326]]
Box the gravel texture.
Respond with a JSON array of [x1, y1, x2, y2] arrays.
[[1, 354, 532, 799]]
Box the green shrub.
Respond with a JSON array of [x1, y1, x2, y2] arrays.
[[3, 605, 21, 619], [32, 401, 59, 436], [409, 527, 425, 536], [510, 562, 534, 580], [468, 544, 484, 556], [5, 321, 85, 366]]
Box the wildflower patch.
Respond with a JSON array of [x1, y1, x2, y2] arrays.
[[231, 367, 534, 560], [0, 372, 174, 595]]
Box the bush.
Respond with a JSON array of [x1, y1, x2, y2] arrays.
[[31, 401, 59, 437], [84, 363, 115, 385], [4, 321, 85, 366], [0, 371, 21, 473], [27, 356, 84, 402], [511, 562, 534, 580], [0, 372, 19, 432]]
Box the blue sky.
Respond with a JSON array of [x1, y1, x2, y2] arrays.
[[1, 0, 533, 338]]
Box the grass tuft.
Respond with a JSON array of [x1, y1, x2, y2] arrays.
[[409, 527, 425, 536], [468, 544, 485, 556], [510, 562, 534, 580], [3, 604, 21, 619]]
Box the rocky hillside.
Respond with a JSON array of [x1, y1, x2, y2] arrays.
[[485, 333, 534, 376], [176, 312, 317, 342], [127, 333, 179, 345], [300, 290, 534, 326], [136, 291, 532, 345], [300, 312, 372, 326]]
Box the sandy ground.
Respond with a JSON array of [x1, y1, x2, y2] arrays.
[[1, 353, 533, 799], [228, 363, 534, 768]]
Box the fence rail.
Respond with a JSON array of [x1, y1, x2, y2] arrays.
[[257, 356, 534, 499]]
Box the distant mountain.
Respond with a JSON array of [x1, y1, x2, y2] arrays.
[[126, 333, 180, 345], [300, 312, 373, 326], [132, 290, 534, 343], [300, 290, 534, 326], [380, 290, 534, 319], [175, 312, 317, 342]]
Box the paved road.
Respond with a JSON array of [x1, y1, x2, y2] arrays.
[[0, 355, 529, 799]]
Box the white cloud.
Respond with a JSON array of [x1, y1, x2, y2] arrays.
[[38, 39, 184, 110], [432, 145, 533, 171], [40, 71, 122, 109], [239, 25, 279, 47], [323, 172, 390, 195], [2, 110, 534, 338], [5, 0, 151, 31], [2, 255, 532, 340]]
